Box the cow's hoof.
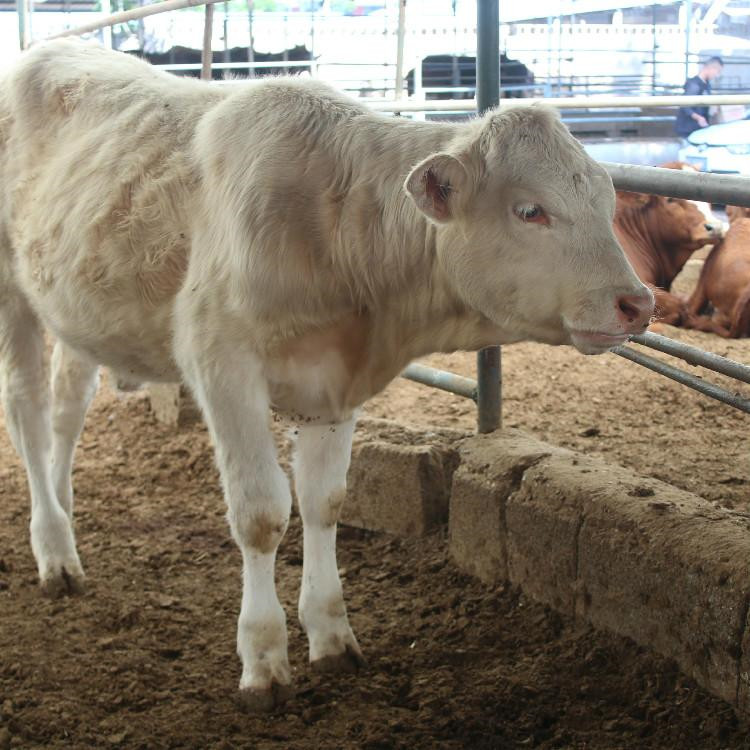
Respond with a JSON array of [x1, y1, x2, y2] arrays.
[[311, 644, 367, 674], [238, 682, 295, 713], [40, 568, 85, 598]]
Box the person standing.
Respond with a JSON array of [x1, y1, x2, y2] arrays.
[[675, 56, 724, 137]]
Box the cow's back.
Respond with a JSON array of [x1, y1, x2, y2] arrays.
[[1, 40, 227, 380]]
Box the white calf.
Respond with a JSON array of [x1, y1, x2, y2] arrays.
[[0, 40, 653, 710]]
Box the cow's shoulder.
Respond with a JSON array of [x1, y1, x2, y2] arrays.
[[7, 39, 213, 125]]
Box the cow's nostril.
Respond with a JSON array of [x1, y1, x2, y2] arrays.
[[618, 298, 639, 323]]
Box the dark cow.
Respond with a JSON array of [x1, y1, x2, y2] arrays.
[[405, 53, 534, 99], [125, 44, 312, 80]]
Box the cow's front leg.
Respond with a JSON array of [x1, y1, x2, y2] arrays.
[[177, 348, 293, 712], [293, 416, 365, 672]]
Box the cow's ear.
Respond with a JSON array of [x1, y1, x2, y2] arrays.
[[726, 205, 750, 223], [405, 153, 469, 223], [616, 190, 652, 208]]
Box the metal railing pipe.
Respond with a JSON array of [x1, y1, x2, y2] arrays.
[[401, 363, 477, 400], [42, 0, 227, 41], [631, 332, 750, 384], [603, 162, 750, 207], [613, 345, 750, 413], [368, 94, 750, 113], [157, 60, 311, 71]]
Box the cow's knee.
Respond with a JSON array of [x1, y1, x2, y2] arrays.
[[228, 500, 290, 556]]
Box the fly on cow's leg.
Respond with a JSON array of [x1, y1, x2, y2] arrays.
[[176, 341, 294, 712], [293, 416, 365, 673], [0, 288, 85, 596], [50, 342, 99, 520]]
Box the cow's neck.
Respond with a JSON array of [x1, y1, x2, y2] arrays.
[[334, 118, 505, 352], [658, 241, 696, 287], [614, 209, 677, 289]]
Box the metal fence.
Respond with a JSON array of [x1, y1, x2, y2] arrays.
[[404, 332, 750, 417], [37, 0, 750, 431]]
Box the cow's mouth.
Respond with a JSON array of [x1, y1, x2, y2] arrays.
[[568, 328, 631, 354]]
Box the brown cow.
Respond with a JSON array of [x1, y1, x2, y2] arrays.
[[687, 207, 750, 337], [659, 161, 723, 230], [725, 205, 750, 223], [613, 189, 723, 330]]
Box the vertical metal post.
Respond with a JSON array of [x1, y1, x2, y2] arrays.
[[310, 7, 316, 77], [684, 0, 692, 82], [201, 3, 214, 81], [247, 0, 255, 78], [223, 1, 230, 63], [17, 0, 30, 50], [101, 0, 112, 48], [476, 0, 501, 434], [395, 0, 407, 99], [651, 5, 657, 93], [545, 15, 553, 97]]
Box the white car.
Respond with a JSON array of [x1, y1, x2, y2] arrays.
[[678, 117, 750, 175]]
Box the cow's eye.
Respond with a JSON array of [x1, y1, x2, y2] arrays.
[[515, 204, 548, 225]]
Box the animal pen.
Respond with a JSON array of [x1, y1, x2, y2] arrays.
[[35, 0, 750, 428]]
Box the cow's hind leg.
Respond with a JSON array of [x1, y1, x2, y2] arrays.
[[0, 291, 84, 596], [177, 341, 293, 712], [50, 342, 99, 519], [293, 416, 365, 673]]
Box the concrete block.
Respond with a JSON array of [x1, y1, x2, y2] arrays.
[[451, 429, 750, 717], [342, 418, 464, 537], [449, 430, 564, 585], [577, 478, 750, 709], [505, 454, 592, 615], [148, 383, 202, 427]]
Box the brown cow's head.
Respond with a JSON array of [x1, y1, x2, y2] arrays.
[[726, 205, 750, 224], [404, 104, 654, 355], [659, 161, 725, 231], [616, 191, 723, 251]]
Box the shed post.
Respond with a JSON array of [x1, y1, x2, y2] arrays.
[[101, 0, 112, 48], [17, 0, 30, 50], [395, 0, 407, 99], [201, 2, 214, 81]]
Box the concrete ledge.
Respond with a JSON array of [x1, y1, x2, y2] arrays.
[[449, 431, 565, 585], [343, 418, 466, 537], [449, 431, 750, 719]]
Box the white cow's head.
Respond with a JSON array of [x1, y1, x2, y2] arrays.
[[404, 104, 654, 354]]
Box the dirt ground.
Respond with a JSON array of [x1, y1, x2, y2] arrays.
[[369, 326, 750, 512], [1, 324, 750, 750]]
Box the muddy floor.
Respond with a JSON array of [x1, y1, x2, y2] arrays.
[[369, 326, 750, 512], [1, 324, 750, 749]]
